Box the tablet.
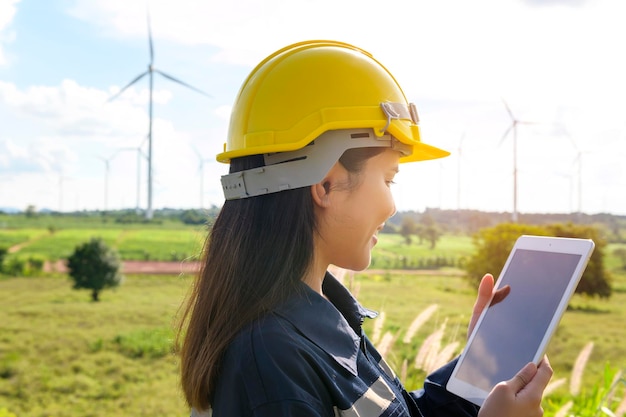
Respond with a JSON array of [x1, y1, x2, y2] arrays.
[[446, 235, 595, 406]]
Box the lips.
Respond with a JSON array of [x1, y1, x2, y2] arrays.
[[372, 223, 384, 245]]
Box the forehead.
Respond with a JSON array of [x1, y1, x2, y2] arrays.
[[366, 148, 402, 170]]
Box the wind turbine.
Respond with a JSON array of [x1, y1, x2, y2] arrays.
[[550, 169, 575, 214], [116, 137, 148, 215], [108, 12, 210, 220], [555, 125, 591, 219], [96, 153, 114, 213], [456, 132, 465, 212], [498, 99, 537, 223], [57, 171, 73, 213], [565, 132, 583, 218], [192, 145, 213, 209]]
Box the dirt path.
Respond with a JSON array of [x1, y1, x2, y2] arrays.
[[7, 232, 49, 254], [44, 261, 463, 276], [45, 260, 201, 275]]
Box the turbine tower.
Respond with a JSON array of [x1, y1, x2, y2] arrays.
[[116, 137, 147, 215], [108, 12, 210, 219], [499, 99, 536, 223], [192, 145, 212, 210], [559, 126, 596, 220], [456, 132, 465, 212], [96, 151, 120, 213]]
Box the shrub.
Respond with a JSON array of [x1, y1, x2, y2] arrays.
[[180, 209, 207, 225], [464, 223, 611, 298], [0, 246, 7, 270], [2, 255, 46, 277], [0, 408, 17, 417], [113, 328, 173, 359], [66, 237, 124, 301], [3, 256, 27, 277], [464, 223, 546, 283]]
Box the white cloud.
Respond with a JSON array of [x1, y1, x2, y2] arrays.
[[3, 0, 625, 213], [214, 104, 231, 120], [0, 79, 156, 141], [0, 136, 76, 174], [0, 0, 20, 66], [65, 0, 626, 111]]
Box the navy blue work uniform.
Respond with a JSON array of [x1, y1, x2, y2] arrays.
[[198, 272, 479, 417]]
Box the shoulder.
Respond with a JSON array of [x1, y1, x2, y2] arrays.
[[214, 313, 334, 413], [229, 313, 314, 362]]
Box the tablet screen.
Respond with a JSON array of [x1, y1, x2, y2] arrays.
[[454, 248, 582, 392]]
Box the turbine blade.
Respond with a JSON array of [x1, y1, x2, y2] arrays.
[[190, 144, 202, 158], [147, 8, 154, 64], [154, 69, 212, 97], [498, 125, 513, 147], [501, 97, 515, 121], [108, 71, 149, 102]]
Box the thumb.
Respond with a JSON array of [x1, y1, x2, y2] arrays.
[[508, 362, 538, 393]]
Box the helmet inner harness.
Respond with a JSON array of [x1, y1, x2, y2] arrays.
[[220, 102, 416, 200]]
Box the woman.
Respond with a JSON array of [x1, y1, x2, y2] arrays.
[[177, 40, 552, 417]]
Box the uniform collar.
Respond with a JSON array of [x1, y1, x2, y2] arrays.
[[274, 272, 378, 376]]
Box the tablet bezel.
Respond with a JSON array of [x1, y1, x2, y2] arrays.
[[446, 235, 595, 406]]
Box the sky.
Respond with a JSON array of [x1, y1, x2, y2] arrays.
[[0, 0, 625, 216]]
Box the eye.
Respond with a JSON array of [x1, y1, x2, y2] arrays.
[[385, 179, 397, 187]]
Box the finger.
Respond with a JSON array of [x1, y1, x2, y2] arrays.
[[527, 356, 553, 391], [468, 274, 494, 333], [490, 284, 511, 306], [508, 362, 538, 393], [472, 274, 494, 316]]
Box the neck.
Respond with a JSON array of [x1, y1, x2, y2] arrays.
[[302, 254, 328, 295]]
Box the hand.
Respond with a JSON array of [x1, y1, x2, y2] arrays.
[[478, 356, 553, 417], [468, 274, 511, 338]]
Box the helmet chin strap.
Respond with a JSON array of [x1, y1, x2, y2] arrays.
[[220, 128, 411, 200]]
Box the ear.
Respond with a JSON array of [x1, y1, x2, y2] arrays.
[[311, 181, 331, 208], [311, 162, 343, 208]]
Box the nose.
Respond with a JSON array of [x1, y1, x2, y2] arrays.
[[389, 202, 397, 219]]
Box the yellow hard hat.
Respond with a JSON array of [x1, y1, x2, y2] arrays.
[[217, 40, 450, 164]]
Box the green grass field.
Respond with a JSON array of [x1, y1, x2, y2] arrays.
[[1, 228, 626, 416], [1, 226, 467, 264], [0, 274, 191, 417], [355, 270, 626, 390], [1, 268, 625, 416], [1, 226, 206, 262]]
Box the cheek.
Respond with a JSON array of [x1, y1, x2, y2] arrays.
[[376, 186, 396, 219], [354, 184, 395, 225]]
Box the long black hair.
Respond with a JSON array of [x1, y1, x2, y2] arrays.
[[177, 147, 384, 411]]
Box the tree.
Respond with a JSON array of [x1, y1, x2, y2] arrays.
[[547, 223, 611, 298], [0, 247, 7, 273], [464, 222, 611, 298], [400, 216, 417, 245], [418, 212, 442, 249], [180, 209, 207, 225], [25, 205, 37, 218], [66, 238, 124, 301]]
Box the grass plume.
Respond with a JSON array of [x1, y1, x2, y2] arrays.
[[376, 331, 396, 359], [570, 342, 594, 395], [371, 311, 386, 345], [554, 400, 573, 417], [403, 304, 438, 344]]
